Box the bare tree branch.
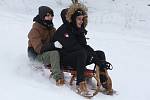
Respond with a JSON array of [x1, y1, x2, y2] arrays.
[[71, 0, 79, 4]]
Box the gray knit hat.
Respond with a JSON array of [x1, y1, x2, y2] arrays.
[[38, 6, 54, 19]]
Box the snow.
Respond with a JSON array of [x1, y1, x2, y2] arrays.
[[0, 0, 150, 99]]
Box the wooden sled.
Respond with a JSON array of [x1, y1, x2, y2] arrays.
[[45, 64, 116, 97], [45, 64, 101, 97]]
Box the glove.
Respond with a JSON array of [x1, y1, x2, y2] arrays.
[[54, 41, 63, 48]]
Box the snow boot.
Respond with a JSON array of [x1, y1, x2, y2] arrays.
[[56, 78, 65, 86], [76, 81, 92, 96], [99, 68, 113, 95]]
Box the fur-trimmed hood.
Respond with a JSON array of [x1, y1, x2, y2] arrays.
[[66, 3, 88, 27]]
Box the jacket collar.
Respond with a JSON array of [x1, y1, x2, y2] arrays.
[[33, 22, 48, 30]]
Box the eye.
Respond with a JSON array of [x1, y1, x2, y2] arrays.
[[80, 18, 84, 21], [45, 13, 52, 17], [77, 16, 84, 21]]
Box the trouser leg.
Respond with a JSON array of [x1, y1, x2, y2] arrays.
[[61, 49, 87, 85], [75, 50, 87, 85], [36, 51, 62, 80]]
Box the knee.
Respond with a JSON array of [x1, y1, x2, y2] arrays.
[[95, 50, 105, 55], [48, 50, 59, 55], [95, 50, 106, 60], [47, 50, 60, 59]]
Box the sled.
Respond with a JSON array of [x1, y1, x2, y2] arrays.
[[45, 64, 101, 97], [45, 64, 116, 98]]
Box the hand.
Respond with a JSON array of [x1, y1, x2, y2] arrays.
[[54, 41, 63, 48]]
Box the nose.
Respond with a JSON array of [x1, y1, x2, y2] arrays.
[[80, 19, 83, 24]]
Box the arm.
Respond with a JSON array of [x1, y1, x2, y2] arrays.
[[53, 25, 82, 51], [28, 28, 43, 54]]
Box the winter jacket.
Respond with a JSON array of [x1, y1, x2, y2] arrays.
[[56, 4, 95, 64], [53, 23, 88, 55], [28, 19, 56, 58]]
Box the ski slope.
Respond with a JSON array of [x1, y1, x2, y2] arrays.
[[0, 0, 150, 100]]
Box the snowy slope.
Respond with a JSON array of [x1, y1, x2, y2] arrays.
[[0, 0, 150, 100]]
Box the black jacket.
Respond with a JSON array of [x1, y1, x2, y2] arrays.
[[53, 23, 89, 55], [54, 9, 95, 64]]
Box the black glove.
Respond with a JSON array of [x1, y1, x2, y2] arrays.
[[41, 42, 55, 53]]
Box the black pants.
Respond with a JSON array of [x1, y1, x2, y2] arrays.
[[86, 50, 106, 66], [84, 45, 106, 65], [61, 49, 87, 85]]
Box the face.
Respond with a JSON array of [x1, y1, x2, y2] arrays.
[[76, 15, 84, 28], [44, 13, 53, 21]]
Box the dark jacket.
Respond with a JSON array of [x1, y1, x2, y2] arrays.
[[57, 8, 95, 64], [53, 23, 88, 55]]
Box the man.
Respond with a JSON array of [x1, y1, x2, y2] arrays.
[[28, 6, 64, 86]]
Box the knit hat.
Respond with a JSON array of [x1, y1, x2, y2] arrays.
[[71, 9, 85, 22], [38, 6, 54, 19], [73, 9, 85, 17]]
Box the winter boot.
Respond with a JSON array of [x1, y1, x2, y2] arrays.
[[76, 81, 91, 96], [56, 78, 65, 86], [55, 70, 64, 86], [99, 68, 113, 95]]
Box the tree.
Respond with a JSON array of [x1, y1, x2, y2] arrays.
[[71, 0, 79, 4]]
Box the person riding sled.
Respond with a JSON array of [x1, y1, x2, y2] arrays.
[[27, 6, 64, 86], [54, 3, 114, 95]]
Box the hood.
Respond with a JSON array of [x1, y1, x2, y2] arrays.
[[61, 8, 68, 24], [66, 3, 88, 27]]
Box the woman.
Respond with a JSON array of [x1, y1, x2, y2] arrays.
[[53, 4, 89, 95], [54, 3, 113, 95]]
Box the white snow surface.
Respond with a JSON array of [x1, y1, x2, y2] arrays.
[[0, 0, 150, 100]]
